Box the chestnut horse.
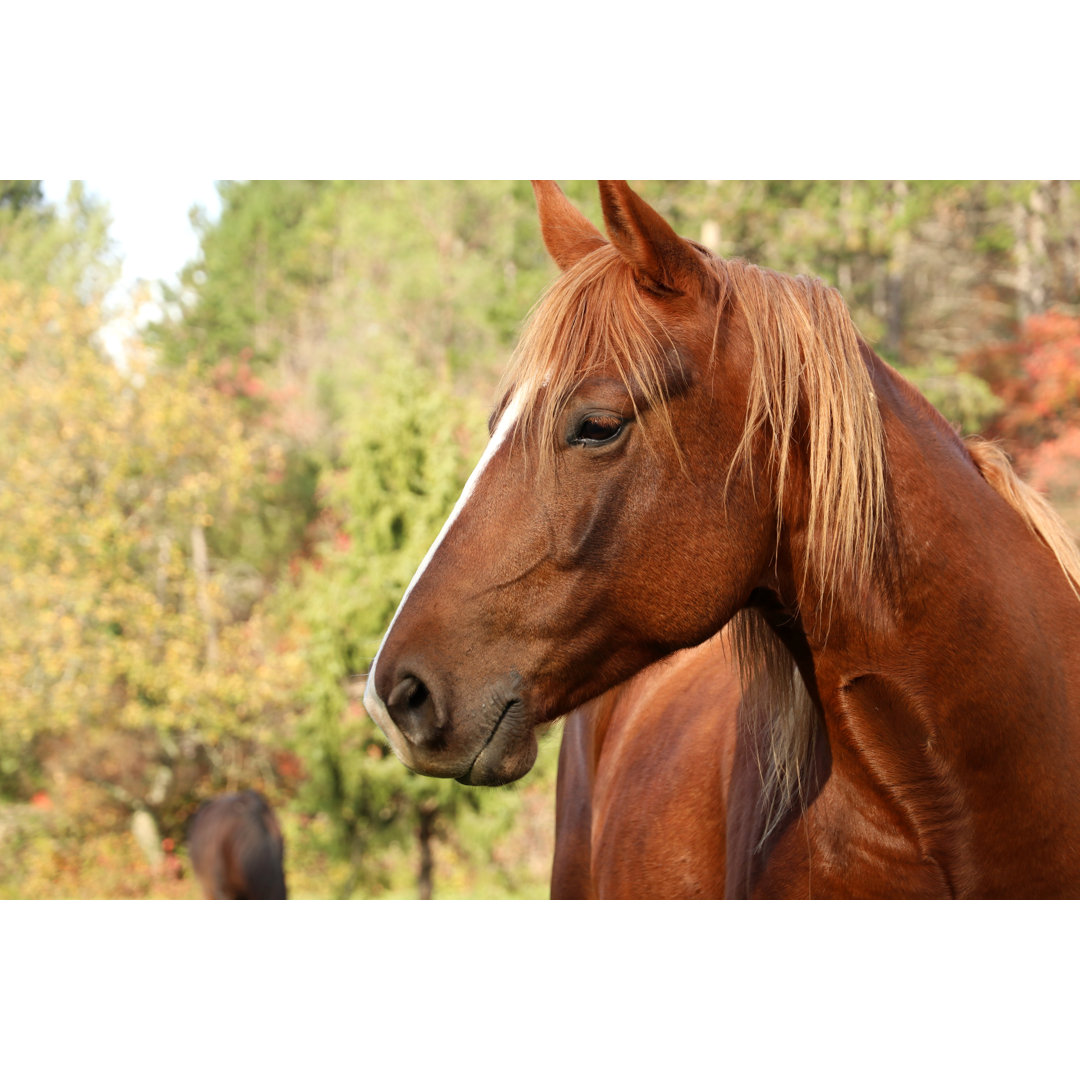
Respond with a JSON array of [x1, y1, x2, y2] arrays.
[[187, 791, 288, 900], [365, 181, 1080, 898]]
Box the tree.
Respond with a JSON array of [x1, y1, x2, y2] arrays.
[[155, 181, 567, 896], [284, 354, 528, 897], [112, 179, 1080, 897], [155, 180, 335, 369], [0, 180, 43, 213], [0, 180, 119, 303], [153, 181, 558, 395], [0, 281, 303, 836]]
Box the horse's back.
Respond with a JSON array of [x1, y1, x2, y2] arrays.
[[188, 791, 287, 900], [552, 634, 740, 899]]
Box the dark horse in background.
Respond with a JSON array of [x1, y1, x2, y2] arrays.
[[187, 791, 287, 900], [364, 180, 1080, 898]]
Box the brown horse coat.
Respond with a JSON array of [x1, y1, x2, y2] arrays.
[[552, 632, 738, 899], [187, 791, 287, 900]]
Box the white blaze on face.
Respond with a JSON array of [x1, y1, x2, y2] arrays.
[[363, 393, 523, 739]]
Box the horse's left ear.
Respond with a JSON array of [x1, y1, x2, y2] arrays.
[[598, 180, 702, 296], [532, 181, 607, 271]]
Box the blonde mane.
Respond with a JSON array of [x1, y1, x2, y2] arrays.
[[715, 259, 891, 843], [966, 436, 1080, 601], [722, 259, 888, 605]]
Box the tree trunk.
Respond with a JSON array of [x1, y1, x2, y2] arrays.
[[837, 179, 853, 297], [1058, 180, 1080, 301], [191, 516, 218, 669], [132, 808, 164, 870], [885, 180, 909, 359], [1028, 182, 1048, 314], [1014, 183, 1050, 322], [338, 835, 368, 899], [417, 803, 438, 900], [700, 218, 720, 254]]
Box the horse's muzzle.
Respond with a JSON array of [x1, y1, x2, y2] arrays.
[[364, 663, 538, 785]]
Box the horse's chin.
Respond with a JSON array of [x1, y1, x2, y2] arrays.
[[457, 700, 538, 786]]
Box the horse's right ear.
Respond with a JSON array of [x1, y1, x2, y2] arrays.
[[532, 181, 607, 271], [598, 180, 702, 297]]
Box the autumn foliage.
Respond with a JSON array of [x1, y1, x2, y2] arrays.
[[0, 281, 304, 850], [963, 310, 1080, 528]]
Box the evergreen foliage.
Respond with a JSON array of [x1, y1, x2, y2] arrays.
[[0, 180, 118, 302]]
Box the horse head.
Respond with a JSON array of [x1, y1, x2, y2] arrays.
[[364, 181, 783, 784]]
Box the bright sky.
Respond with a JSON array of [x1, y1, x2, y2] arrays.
[[41, 178, 223, 293], [37, 179, 223, 364]]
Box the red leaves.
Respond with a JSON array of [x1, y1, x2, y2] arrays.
[[966, 310, 1080, 446], [964, 311, 1080, 525], [210, 355, 268, 402]]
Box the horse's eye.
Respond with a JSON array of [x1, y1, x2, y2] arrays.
[[574, 415, 624, 446]]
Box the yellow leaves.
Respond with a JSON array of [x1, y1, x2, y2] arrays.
[[38, 294, 61, 322], [1, 284, 299, 754], [0, 281, 99, 371]]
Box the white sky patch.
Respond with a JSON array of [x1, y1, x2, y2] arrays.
[[41, 178, 222, 291], [40, 178, 223, 367]]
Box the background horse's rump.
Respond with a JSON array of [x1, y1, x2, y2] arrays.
[[187, 790, 287, 900]]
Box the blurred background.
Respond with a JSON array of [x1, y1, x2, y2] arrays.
[[1, 179, 1078, 899]]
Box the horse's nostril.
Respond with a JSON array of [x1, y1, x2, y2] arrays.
[[407, 679, 429, 711], [387, 673, 440, 746], [388, 674, 424, 710]]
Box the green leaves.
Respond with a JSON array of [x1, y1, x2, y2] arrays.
[[7, 178, 1078, 896], [898, 357, 1003, 434], [0, 181, 119, 304], [282, 353, 506, 892]]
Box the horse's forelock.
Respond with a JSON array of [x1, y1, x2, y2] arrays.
[[499, 245, 686, 463]]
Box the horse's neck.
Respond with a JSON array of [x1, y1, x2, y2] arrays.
[[574, 680, 636, 766], [763, 357, 1080, 896], [810, 357, 1079, 693]]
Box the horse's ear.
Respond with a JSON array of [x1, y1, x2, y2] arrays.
[[598, 180, 701, 296], [532, 181, 607, 271]]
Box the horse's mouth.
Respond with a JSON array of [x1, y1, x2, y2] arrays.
[[458, 697, 536, 786]]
